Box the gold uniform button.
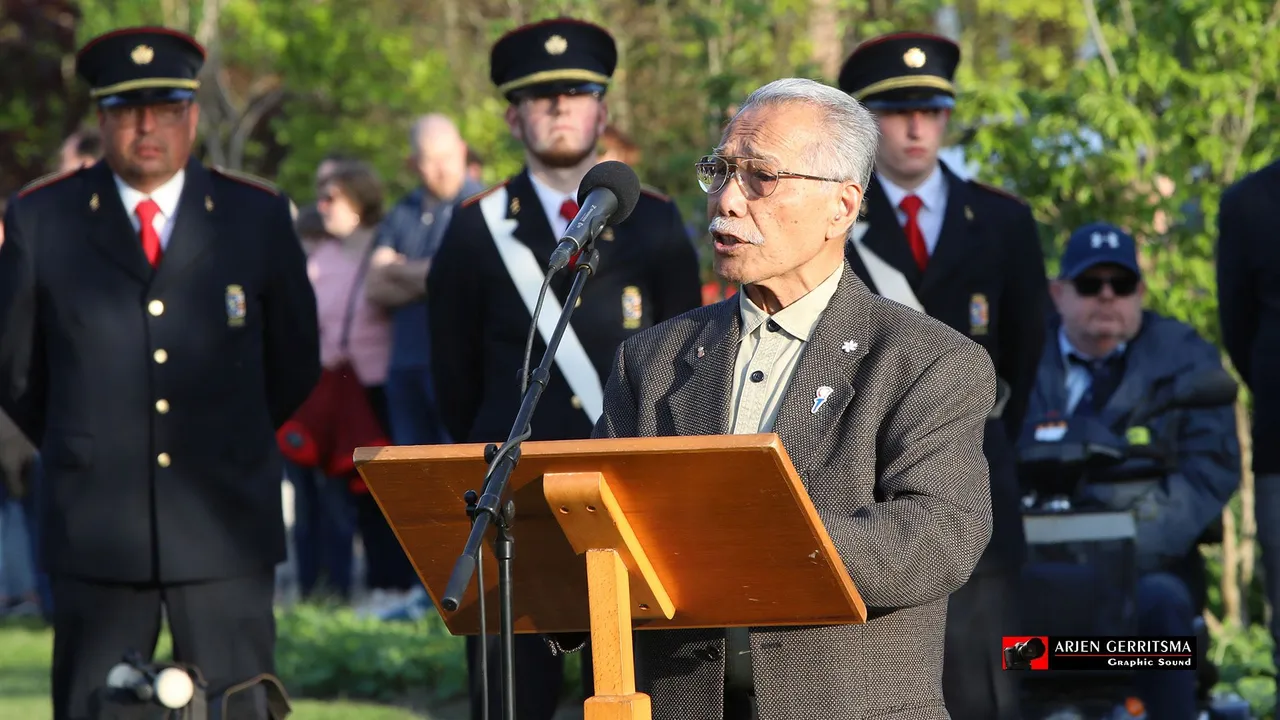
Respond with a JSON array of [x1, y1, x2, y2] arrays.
[[157, 453, 171, 468], [153, 349, 168, 364], [148, 300, 165, 316], [570, 395, 583, 409], [155, 399, 170, 414]]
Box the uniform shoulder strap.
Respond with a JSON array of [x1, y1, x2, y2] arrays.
[[968, 179, 1029, 206], [460, 180, 510, 209], [17, 168, 78, 198], [211, 166, 281, 196], [639, 184, 671, 202]]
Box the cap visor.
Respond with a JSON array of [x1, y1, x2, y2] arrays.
[[1062, 258, 1142, 279], [863, 95, 956, 111], [99, 88, 196, 108], [508, 82, 606, 101]]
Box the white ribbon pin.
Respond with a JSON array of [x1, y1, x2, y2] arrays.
[[811, 386, 834, 414]]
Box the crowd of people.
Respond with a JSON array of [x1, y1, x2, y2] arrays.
[[0, 15, 1277, 720]]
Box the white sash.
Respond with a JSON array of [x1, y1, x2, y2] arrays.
[[478, 187, 604, 425], [848, 224, 926, 313]]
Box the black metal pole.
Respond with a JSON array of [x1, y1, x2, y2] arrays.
[[441, 247, 601, 720]]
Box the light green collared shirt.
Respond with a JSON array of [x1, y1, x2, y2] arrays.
[[728, 264, 844, 435]]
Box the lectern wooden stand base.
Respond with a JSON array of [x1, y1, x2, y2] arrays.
[[354, 434, 866, 720]]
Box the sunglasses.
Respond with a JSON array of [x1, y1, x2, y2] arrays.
[[694, 155, 841, 200], [1072, 274, 1139, 297]]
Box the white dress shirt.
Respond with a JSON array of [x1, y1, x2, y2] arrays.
[[114, 170, 186, 251], [877, 165, 949, 256], [528, 173, 579, 238]]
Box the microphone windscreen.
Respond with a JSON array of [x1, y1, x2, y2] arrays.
[[577, 161, 642, 224]]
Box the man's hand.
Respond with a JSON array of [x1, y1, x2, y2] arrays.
[[366, 246, 430, 307]]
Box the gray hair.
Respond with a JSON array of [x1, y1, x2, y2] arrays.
[[409, 113, 463, 157], [731, 78, 879, 191]]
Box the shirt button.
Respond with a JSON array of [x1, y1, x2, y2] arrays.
[[157, 453, 171, 468], [153, 349, 168, 364], [750, 370, 765, 383], [766, 319, 780, 332], [155, 399, 170, 414], [148, 300, 165, 317]]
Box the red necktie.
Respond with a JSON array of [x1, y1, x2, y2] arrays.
[[560, 199, 582, 268], [135, 198, 163, 268], [899, 194, 928, 272]]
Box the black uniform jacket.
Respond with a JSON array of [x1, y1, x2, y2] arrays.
[[0, 159, 320, 584], [845, 162, 1049, 571], [428, 169, 702, 446]]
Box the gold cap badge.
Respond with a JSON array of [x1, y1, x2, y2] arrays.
[[903, 47, 926, 69], [545, 35, 568, 55], [131, 45, 155, 65]]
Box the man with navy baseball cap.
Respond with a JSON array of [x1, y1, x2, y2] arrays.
[[1022, 221, 1240, 719]]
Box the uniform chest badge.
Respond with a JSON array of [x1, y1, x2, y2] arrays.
[[969, 293, 989, 336], [621, 285, 643, 329], [225, 284, 247, 327]]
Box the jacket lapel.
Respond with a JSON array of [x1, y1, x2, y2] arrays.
[[918, 163, 977, 297], [85, 163, 152, 284], [506, 170, 573, 297], [667, 300, 739, 437], [151, 160, 216, 295], [861, 177, 923, 288], [771, 263, 872, 481]]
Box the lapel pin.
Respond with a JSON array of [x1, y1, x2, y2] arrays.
[[842, 340, 858, 353], [509, 197, 521, 215], [811, 386, 834, 414], [205, 195, 214, 212], [964, 205, 974, 221], [89, 193, 99, 211], [697, 346, 706, 358]]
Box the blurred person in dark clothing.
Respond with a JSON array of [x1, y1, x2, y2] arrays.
[[1217, 157, 1280, 700], [0, 27, 319, 719], [427, 17, 702, 720]]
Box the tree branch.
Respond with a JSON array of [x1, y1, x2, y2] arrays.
[[229, 86, 285, 170], [1081, 0, 1119, 80], [1222, 0, 1280, 184]]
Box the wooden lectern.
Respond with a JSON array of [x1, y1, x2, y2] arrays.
[[354, 433, 866, 719]]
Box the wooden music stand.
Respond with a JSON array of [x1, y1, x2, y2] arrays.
[[354, 434, 866, 720]]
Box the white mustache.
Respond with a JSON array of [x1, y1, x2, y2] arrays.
[[708, 217, 765, 246]]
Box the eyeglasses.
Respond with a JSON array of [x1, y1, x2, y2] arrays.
[[1072, 274, 1139, 297], [695, 155, 842, 199], [104, 102, 191, 127]]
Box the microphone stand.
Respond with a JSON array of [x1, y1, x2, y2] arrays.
[[440, 242, 603, 720]]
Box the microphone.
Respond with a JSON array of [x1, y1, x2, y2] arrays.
[[547, 161, 642, 273], [106, 654, 196, 709]]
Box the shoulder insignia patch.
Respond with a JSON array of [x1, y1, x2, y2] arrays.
[[639, 184, 670, 202], [17, 168, 78, 199], [211, 166, 280, 196], [461, 180, 509, 208], [969, 179, 1029, 206]]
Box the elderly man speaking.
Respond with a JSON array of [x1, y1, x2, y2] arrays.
[[550, 77, 997, 719]]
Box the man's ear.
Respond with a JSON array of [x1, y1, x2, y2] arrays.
[[505, 105, 523, 141], [827, 183, 864, 241]]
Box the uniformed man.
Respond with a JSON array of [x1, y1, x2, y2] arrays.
[[837, 32, 1049, 720], [426, 17, 703, 720], [0, 27, 319, 719]]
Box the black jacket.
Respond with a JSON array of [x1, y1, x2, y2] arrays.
[[1217, 158, 1280, 473], [0, 159, 320, 583]]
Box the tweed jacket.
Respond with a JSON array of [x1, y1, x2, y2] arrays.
[[587, 260, 997, 720]]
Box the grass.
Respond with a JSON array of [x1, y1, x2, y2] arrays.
[[0, 615, 429, 720]]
